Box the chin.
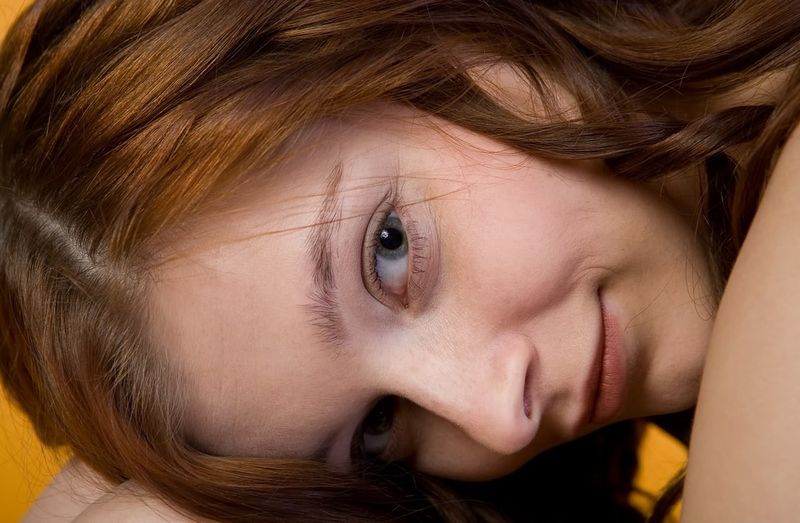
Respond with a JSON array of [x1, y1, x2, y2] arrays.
[[629, 388, 700, 421]]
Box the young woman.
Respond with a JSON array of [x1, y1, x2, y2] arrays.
[[2, 1, 799, 521]]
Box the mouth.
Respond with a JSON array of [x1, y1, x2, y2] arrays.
[[577, 288, 626, 432]]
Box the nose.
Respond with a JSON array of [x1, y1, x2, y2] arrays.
[[384, 329, 542, 456]]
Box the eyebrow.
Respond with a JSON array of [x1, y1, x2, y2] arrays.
[[305, 161, 348, 353]]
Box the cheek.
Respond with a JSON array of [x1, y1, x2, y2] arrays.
[[434, 170, 596, 312]]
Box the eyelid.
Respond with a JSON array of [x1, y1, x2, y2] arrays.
[[379, 400, 407, 462], [349, 396, 400, 463], [350, 396, 409, 464], [396, 194, 439, 312], [360, 180, 440, 313], [384, 398, 416, 463]]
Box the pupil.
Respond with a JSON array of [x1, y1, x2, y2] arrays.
[[365, 397, 395, 434], [379, 227, 404, 250]]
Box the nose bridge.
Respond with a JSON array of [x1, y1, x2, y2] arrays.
[[388, 315, 540, 456]]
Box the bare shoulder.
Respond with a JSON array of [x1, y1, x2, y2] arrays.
[[22, 458, 205, 523], [682, 121, 800, 520], [72, 482, 201, 523], [22, 459, 112, 523]]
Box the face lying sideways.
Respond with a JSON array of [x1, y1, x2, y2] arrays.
[[148, 102, 714, 482]]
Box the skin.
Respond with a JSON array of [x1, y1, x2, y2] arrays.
[[683, 119, 800, 522], [146, 99, 715, 481], [25, 55, 794, 523], [21, 460, 112, 523]]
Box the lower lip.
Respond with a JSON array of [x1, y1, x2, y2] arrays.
[[587, 293, 627, 427]]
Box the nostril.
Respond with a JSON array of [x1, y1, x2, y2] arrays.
[[523, 366, 533, 419]]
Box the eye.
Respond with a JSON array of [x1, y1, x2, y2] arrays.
[[352, 396, 397, 461], [366, 209, 409, 300]]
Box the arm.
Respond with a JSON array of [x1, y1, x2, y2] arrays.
[[681, 125, 800, 521]]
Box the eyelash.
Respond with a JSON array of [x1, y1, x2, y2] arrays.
[[363, 191, 429, 307], [351, 396, 401, 463]]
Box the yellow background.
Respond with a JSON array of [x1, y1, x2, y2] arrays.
[[0, 1, 684, 521]]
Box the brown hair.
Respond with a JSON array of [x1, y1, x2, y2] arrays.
[[3, 0, 800, 521]]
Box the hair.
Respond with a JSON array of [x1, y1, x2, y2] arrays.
[[3, 0, 800, 521]]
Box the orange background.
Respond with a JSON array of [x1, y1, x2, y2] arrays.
[[0, 1, 684, 521], [1, 6, 68, 523]]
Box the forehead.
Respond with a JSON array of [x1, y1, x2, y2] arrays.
[[148, 134, 349, 453]]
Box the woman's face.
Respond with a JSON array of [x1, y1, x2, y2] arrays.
[[149, 102, 714, 481]]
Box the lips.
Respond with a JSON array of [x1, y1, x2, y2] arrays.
[[577, 289, 626, 432], [591, 290, 627, 425]]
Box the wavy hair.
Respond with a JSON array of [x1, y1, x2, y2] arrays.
[[3, 0, 800, 521]]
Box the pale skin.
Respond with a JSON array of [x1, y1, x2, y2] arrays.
[[148, 102, 712, 477], [24, 66, 798, 522]]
